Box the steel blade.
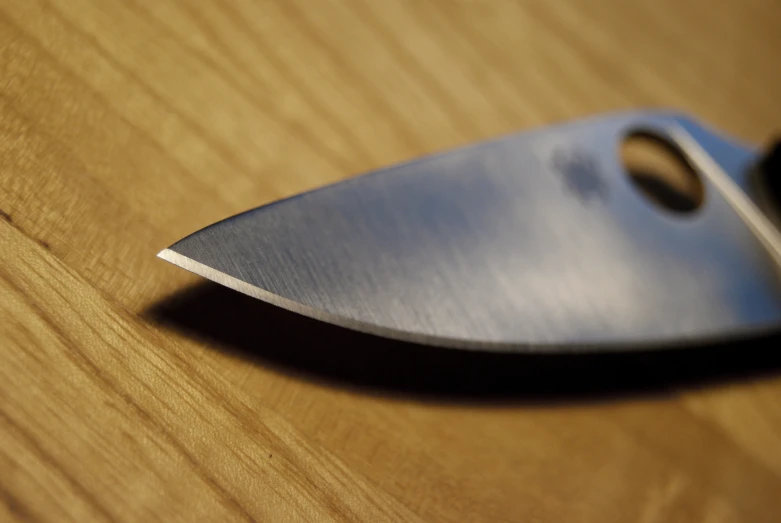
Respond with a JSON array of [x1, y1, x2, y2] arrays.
[[159, 111, 781, 352]]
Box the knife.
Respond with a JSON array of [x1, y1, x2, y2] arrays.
[[158, 110, 781, 352]]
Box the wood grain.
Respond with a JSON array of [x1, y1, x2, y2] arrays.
[[2, 0, 781, 521]]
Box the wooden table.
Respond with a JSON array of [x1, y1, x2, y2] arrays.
[[2, 1, 781, 521]]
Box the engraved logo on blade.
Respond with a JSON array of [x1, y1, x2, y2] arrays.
[[552, 149, 608, 203]]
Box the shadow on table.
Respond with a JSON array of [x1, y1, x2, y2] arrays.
[[144, 281, 781, 404]]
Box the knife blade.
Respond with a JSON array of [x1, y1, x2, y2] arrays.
[[158, 110, 781, 352]]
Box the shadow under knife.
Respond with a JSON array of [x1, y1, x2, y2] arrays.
[[143, 281, 781, 405]]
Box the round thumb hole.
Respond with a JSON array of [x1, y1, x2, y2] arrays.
[[621, 132, 704, 214]]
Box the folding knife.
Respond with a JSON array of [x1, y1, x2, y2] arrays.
[[159, 111, 781, 352]]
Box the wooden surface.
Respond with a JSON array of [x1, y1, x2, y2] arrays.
[[2, 0, 781, 521]]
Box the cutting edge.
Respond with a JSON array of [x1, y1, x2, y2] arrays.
[[157, 246, 781, 353]]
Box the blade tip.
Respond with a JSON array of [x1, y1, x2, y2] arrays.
[[157, 247, 179, 263]]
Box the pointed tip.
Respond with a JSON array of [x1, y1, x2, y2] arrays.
[[157, 247, 176, 261], [153, 244, 308, 319], [157, 248, 190, 269], [157, 247, 196, 273]]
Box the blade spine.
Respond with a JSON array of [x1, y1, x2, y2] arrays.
[[166, 110, 682, 257]]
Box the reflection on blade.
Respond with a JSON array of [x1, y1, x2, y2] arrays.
[[159, 111, 781, 352]]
